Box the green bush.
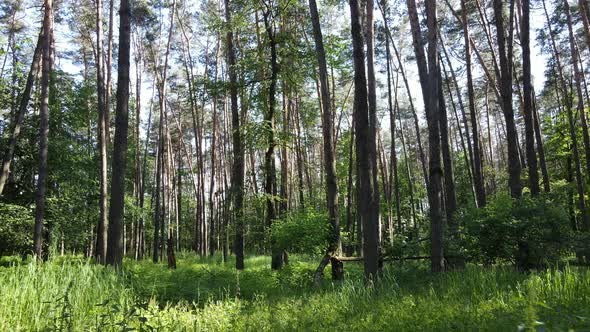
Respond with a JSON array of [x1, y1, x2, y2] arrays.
[[269, 209, 330, 256], [0, 203, 34, 256], [460, 194, 571, 268]]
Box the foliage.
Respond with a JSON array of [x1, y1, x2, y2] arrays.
[[460, 194, 572, 268], [269, 209, 330, 256], [0, 203, 33, 256]]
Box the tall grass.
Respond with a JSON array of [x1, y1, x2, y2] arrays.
[[1, 255, 589, 331]]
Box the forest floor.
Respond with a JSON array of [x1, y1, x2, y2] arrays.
[[1, 253, 589, 331]]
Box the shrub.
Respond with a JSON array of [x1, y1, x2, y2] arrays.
[[0, 203, 34, 256], [460, 194, 571, 268], [269, 209, 330, 256]]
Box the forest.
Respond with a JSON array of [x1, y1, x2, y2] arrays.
[[1, 0, 590, 329]]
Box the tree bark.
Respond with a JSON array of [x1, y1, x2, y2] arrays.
[[366, 0, 381, 259], [407, 0, 444, 272], [209, 38, 220, 257], [382, 8, 402, 232], [565, 0, 590, 231], [105, 0, 114, 141], [0, 30, 43, 196], [532, 92, 550, 193], [460, 0, 486, 207], [262, 9, 282, 270], [349, 0, 380, 278], [493, 0, 522, 199], [309, 0, 342, 283], [521, 0, 540, 196], [437, 68, 457, 227], [95, 0, 109, 264], [225, 0, 245, 270], [33, 0, 54, 259], [106, 0, 132, 267]]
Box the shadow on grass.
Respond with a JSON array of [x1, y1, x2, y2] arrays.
[[125, 253, 332, 305]]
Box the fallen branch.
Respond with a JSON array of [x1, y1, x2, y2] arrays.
[[336, 256, 456, 262]]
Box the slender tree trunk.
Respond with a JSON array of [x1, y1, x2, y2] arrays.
[[262, 9, 282, 270], [132, 32, 144, 259], [105, 0, 114, 140], [294, 98, 305, 209], [177, 18, 207, 255], [350, 0, 380, 278], [225, 0, 245, 270], [209, 38, 220, 257], [310, 0, 342, 282], [95, 0, 109, 264], [565, 0, 590, 231], [532, 91, 550, 193], [33, 0, 54, 259], [493, 0, 522, 199], [383, 14, 402, 232], [366, 0, 381, 267], [280, 91, 289, 214], [0, 30, 42, 196], [106, 0, 132, 267], [345, 118, 355, 255], [153, 104, 164, 262], [521, 0, 540, 196], [407, 0, 444, 272], [461, 0, 486, 207], [438, 69, 457, 226]]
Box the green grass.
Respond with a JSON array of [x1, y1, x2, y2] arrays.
[[1, 253, 590, 331]]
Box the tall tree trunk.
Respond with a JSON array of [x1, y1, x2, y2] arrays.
[[565, 0, 590, 231], [33, 0, 54, 259], [494, 0, 522, 199], [461, 0, 486, 207], [209, 38, 220, 257], [177, 18, 207, 255], [532, 92, 550, 193], [345, 117, 355, 255], [366, 0, 381, 262], [349, 0, 380, 278], [0, 30, 42, 196], [280, 91, 289, 214], [521, 0, 540, 196], [294, 99, 305, 209], [310, 0, 342, 283], [106, 0, 132, 267], [105, 0, 114, 140], [225, 0, 245, 270], [263, 9, 282, 270], [407, 0, 444, 272], [95, 0, 109, 264], [154, 114, 164, 262], [133, 32, 144, 259], [437, 69, 457, 228], [383, 10, 402, 232]]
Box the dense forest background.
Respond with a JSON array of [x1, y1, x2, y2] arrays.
[[2, 0, 590, 311], [4, 0, 590, 329]]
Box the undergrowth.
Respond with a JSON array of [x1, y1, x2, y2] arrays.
[[0, 253, 589, 331]]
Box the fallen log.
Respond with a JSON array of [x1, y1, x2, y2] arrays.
[[336, 256, 454, 262]]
